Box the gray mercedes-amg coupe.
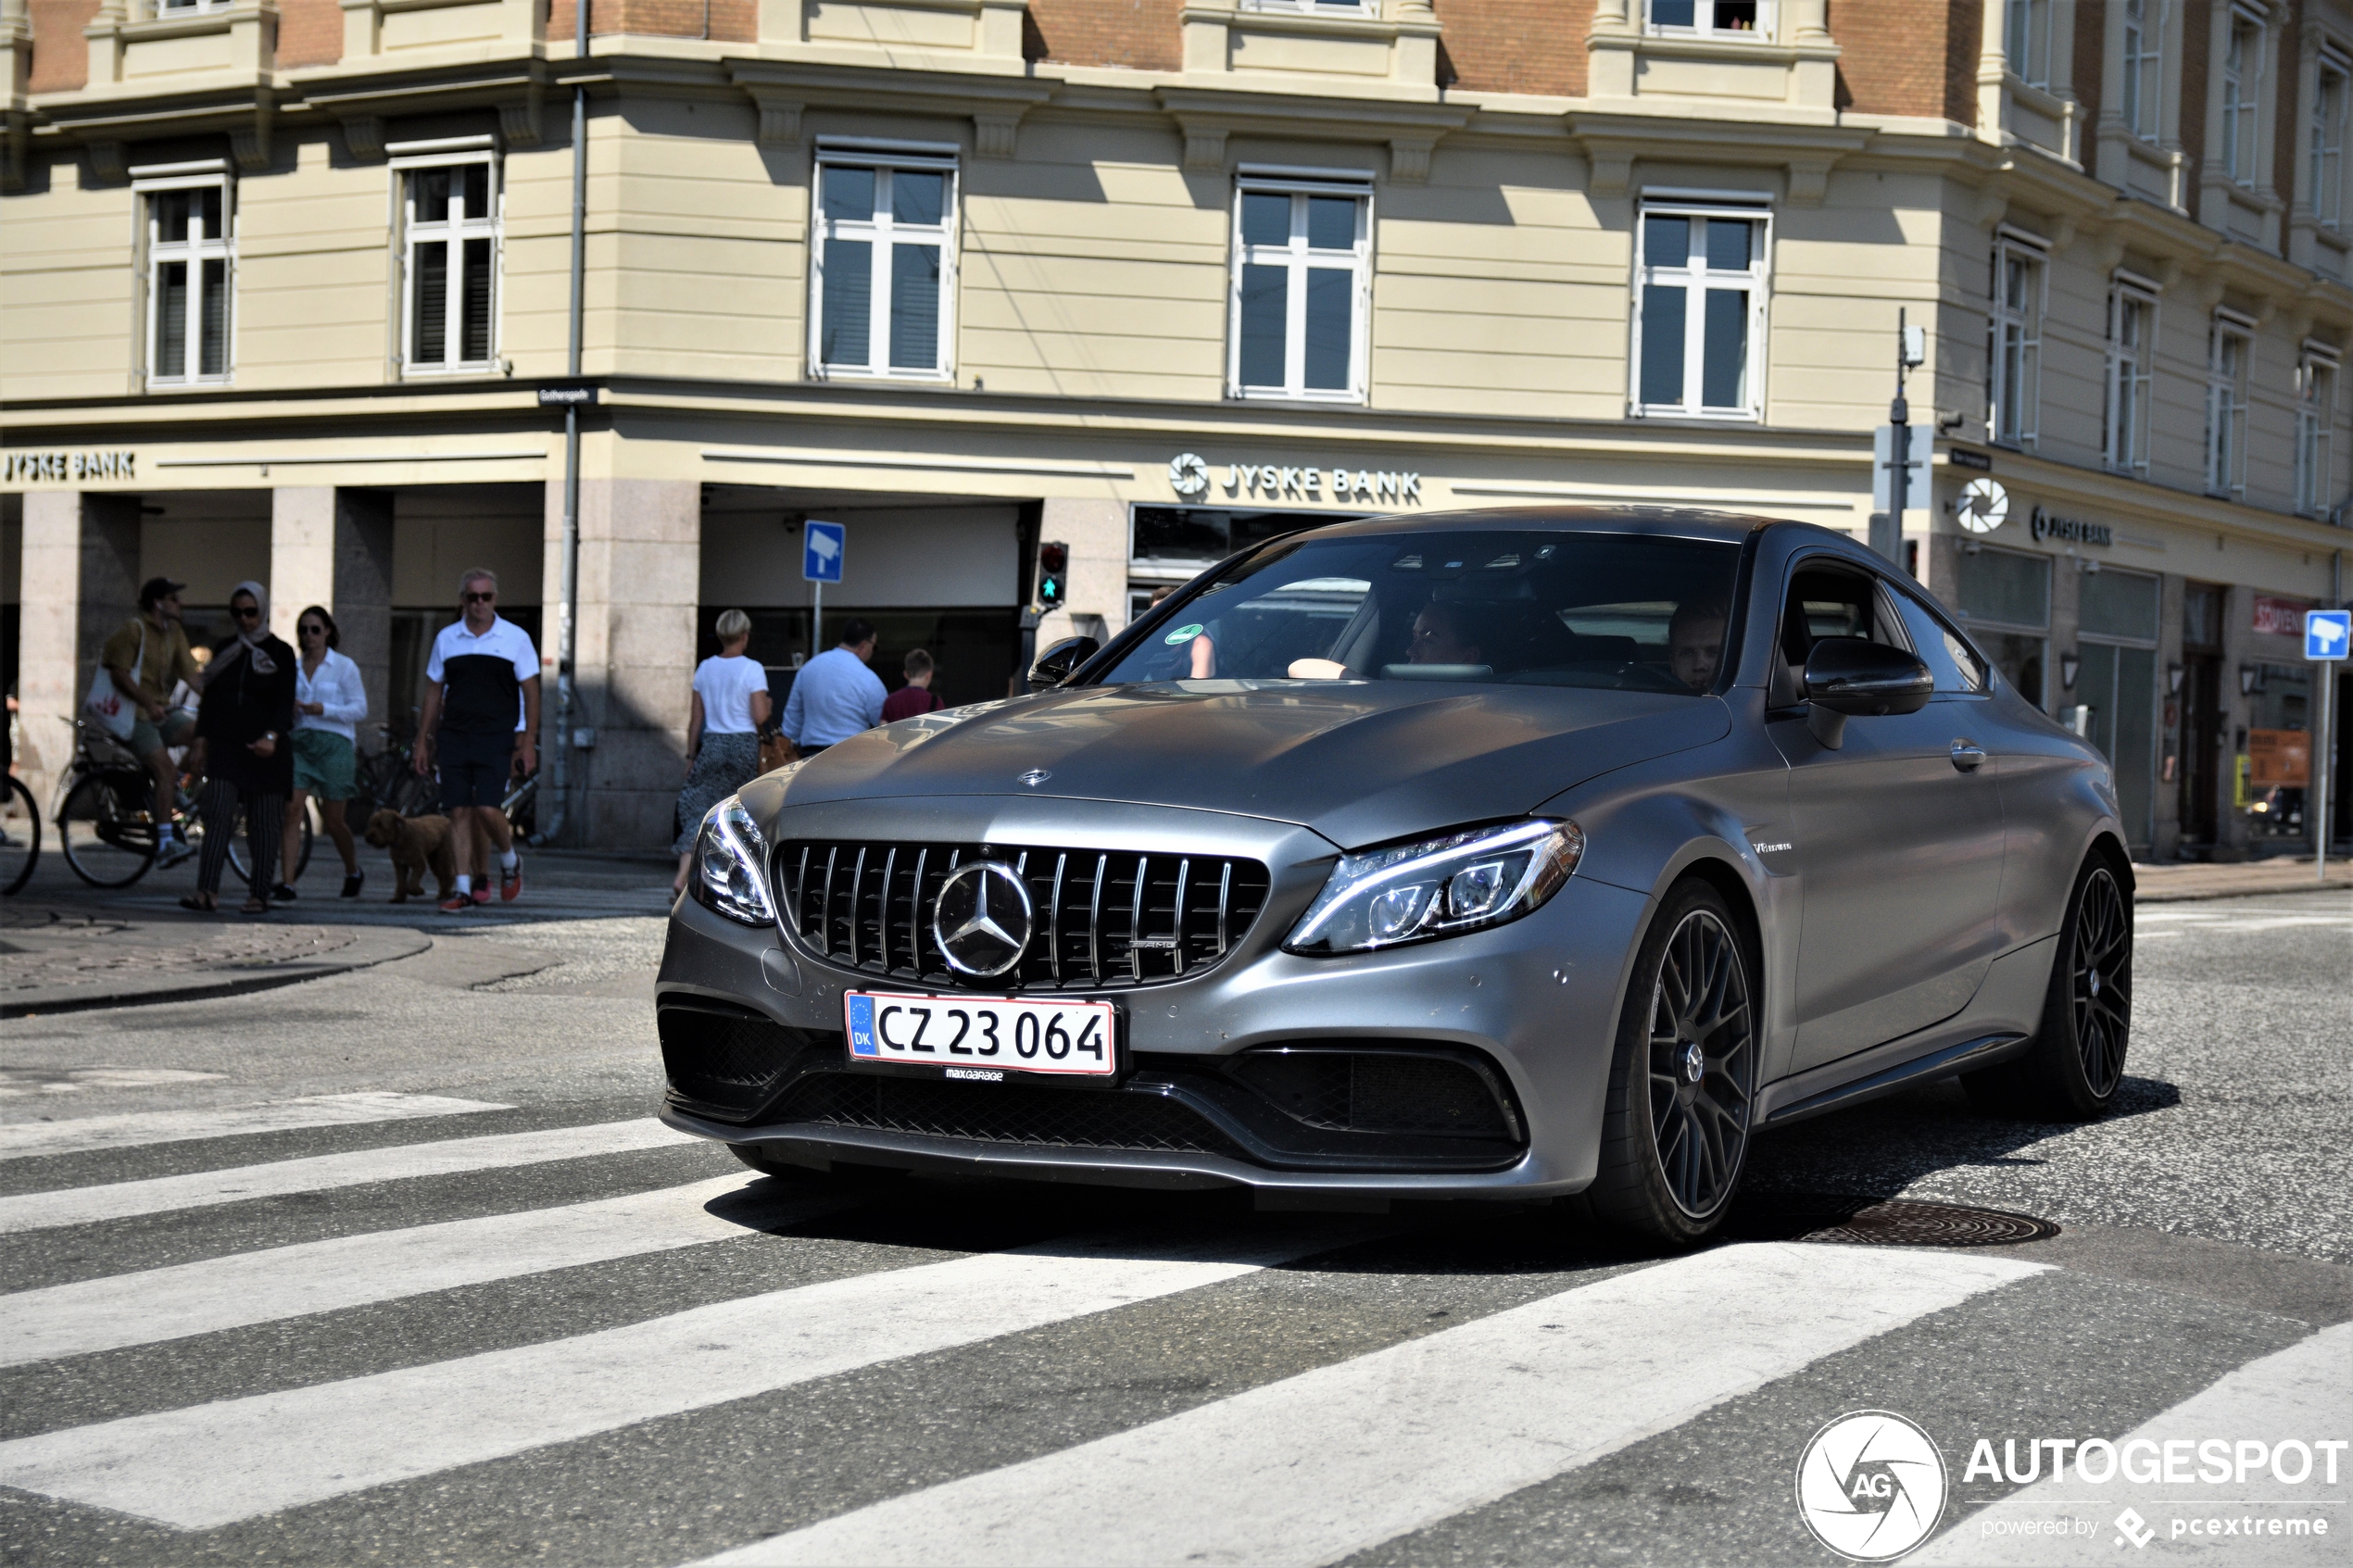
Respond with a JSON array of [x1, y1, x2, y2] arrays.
[[657, 508, 2132, 1244]]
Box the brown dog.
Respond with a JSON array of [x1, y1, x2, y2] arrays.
[[364, 809, 456, 904]]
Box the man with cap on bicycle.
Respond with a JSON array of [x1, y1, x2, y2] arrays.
[[101, 577, 204, 868]]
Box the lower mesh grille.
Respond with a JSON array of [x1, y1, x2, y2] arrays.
[[1225, 1049, 1518, 1141], [658, 1004, 834, 1119], [771, 1073, 1244, 1157]]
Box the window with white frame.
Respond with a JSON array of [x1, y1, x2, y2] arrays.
[[2006, 0, 2053, 88], [1986, 237, 2045, 447], [1632, 201, 1769, 420], [2121, 0, 2163, 142], [811, 149, 957, 380], [1646, 1, 1768, 33], [2105, 283, 2157, 474], [1240, 0, 1373, 14], [2221, 9, 2262, 188], [2313, 52, 2347, 230], [157, 0, 231, 11], [1229, 174, 1371, 402], [398, 156, 499, 374], [2296, 349, 2337, 515], [2205, 314, 2252, 495], [139, 173, 233, 387]]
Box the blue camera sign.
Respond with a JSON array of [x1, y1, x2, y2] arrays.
[[2309, 608, 2350, 662], [803, 521, 845, 584]]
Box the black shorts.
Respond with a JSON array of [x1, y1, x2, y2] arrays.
[[438, 730, 516, 810]]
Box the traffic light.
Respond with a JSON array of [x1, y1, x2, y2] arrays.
[[1037, 541, 1069, 610]]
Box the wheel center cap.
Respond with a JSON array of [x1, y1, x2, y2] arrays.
[[1681, 1042, 1705, 1084], [2087, 969, 2101, 997]]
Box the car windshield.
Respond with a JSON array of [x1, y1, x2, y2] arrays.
[[1100, 530, 1743, 696]]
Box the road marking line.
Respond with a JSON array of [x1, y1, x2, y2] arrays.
[[0, 1173, 834, 1367], [0, 1119, 697, 1235], [0, 1092, 512, 1161], [1911, 1321, 2353, 1565], [701, 1243, 2047, 1568], [0, 1227, 1363, 1529]]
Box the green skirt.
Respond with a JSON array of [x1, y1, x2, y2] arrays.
[[291, 727, 357, 801]]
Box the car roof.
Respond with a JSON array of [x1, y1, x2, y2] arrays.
[[1290, 505, 1829, 547]]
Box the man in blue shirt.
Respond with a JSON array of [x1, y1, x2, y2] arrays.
[[782, 619, 887, 755]]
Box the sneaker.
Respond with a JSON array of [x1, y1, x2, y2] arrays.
[[271, 882, 298, 903], [155, 835, 195, 869], [499, 860, 522, 902], [438, 892, 472, 913], [341, 869, 365, 899], [471, 884, 493, 906]]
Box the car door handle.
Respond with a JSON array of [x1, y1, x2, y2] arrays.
[[1950, 740, 1987, 772]]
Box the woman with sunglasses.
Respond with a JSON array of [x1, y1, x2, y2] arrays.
[[278, 605, 369, 900], [182, 581, 296, 915]]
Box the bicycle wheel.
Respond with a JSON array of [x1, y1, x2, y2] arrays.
[[57, 771, 159, 888], [226, 799, 315, 887], [0, 775, 40, 896]]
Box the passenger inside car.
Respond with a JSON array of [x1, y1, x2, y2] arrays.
[[1668, 598, 1730, 692]]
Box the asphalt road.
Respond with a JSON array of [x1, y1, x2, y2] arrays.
[[0, 888, 2346, 1566]]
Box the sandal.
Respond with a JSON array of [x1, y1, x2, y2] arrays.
[[179, 893, 218, 913], [240, 897, 271, 916]]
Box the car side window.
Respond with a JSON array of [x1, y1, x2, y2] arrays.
[[1778, 564, 1901, 671], [1887, 584, 1988, 695]]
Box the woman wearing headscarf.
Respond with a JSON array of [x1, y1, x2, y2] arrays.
[[183, 581, 296, 915]]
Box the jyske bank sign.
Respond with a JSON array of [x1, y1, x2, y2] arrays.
[[1168, 453, 1423, 506]]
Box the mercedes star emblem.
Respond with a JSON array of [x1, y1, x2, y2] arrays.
[[932, 861, 1035, 978], [1019, 769, 1051, 786]]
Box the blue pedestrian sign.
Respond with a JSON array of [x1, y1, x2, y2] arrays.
[[803, 521, 845, 584], [2309, 608, 2351, 661]]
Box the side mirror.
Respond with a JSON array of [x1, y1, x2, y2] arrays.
[[1801, 637, 1933, 748], [1027, 635, 1099, 693]]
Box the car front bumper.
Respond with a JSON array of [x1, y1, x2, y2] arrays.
[[655, 798, 1653, 1198]]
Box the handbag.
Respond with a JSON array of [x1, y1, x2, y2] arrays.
[[758, 730, 799, 775], [82, 623, 145, 742]]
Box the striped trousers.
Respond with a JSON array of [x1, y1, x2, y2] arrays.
[[195, 779, 283, 897]]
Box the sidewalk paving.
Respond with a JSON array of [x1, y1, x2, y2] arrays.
[[2129, 856, 2353, 902]]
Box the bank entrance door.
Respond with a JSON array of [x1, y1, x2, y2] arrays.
[[2177, 583, 2225, 846], [2074, 567, 2160, 849]]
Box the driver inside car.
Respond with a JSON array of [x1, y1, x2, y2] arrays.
[[1668, 598, 1730, 693], [1407, 600, 1486, 667]]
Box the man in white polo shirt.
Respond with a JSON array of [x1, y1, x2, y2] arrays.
[[413, 568, 539, 910]]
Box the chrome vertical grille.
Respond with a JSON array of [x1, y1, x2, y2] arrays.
[[776, 840, 1272, 991]]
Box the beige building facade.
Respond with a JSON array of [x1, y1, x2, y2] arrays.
[[4, 0, 2348, 854]]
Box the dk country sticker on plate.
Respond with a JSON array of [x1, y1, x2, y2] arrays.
[[844, 992, 1118, 1078]]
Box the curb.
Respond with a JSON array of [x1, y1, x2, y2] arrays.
[[2, 926, 434, 1020]]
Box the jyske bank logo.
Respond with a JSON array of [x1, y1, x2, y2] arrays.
[[1796, 1411, 1949, 1561]]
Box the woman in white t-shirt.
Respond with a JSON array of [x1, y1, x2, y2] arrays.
[[673, 609, 774, 893]]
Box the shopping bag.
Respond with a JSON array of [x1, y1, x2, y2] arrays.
[[82, 625, 145, 741]]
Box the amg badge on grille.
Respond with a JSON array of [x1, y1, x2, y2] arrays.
[[932, 861, 1035, 977]]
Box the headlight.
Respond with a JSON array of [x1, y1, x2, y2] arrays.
[[692, 795, 776, 926], [1284, 819, 1583, 956]]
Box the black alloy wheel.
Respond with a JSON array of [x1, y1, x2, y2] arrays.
[[1585, 880, 1759, 1246], [1964, 854, 2133, 1122], [2069, 866, 2131, 1098]]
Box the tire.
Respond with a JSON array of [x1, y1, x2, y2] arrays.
[[1582, 879, 1761, 1248], [57, 771, 158, 888], [0, 775, 40, 896], [1963, 855, 2132, 1122]]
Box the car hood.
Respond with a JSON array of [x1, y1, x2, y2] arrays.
[[772, 681, 1729, 848]]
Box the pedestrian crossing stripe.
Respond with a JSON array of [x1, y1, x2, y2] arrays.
[[0, 1091, 510, 1161]]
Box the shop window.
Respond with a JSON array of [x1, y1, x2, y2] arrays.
[[1952, 543, 2050, 709], [396, 154, 500, 376], [136, 170, 233, 389], [1229, 175, 1371, 403], [2221, 9, 2264, 189], [2314, 54, 2349, 231], [1986, 236, 2045, 448], [812, 148, 957, 381], [1646, 1, 1768, 34], [157, 0, 231, 11], [1241, 0, 1374, 14], [2005, 0, 2052, 88], [2121, 0, 2164, 142], [1632, 201, 1769, 421], [2072, 566, 2160, 849], [2205, 315, 2252, 496], [2105, 284, 2157, 475], [2296, 351, 2337, 516]]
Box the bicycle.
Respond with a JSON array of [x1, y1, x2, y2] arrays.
[[0, 772, 39, 896], [53, 722, 312, 890]]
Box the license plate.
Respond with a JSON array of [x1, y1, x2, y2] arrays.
[[843, 991, 1118, 1078]]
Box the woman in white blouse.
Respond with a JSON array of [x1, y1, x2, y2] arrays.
[[279, 605, 371, 900]]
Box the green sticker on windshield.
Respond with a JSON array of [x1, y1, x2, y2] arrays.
[[1164, 623, 1205, 646]]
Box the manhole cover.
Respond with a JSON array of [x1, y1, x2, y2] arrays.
[[1729, 1193, 2057, 1248]]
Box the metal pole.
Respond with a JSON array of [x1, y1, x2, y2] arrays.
[[534, 0, 590, 847], [2317, 659, 2331, 883], [811, 579, 822, 664], [1871, 308, 1909, 565]]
